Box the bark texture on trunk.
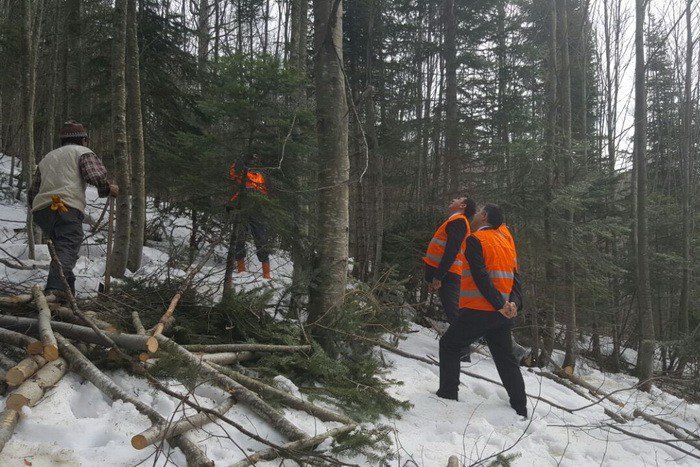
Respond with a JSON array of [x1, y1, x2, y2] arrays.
[[110, 0, 132, 278], [126, 0, 146, 272], [308, 0, 350, 336]]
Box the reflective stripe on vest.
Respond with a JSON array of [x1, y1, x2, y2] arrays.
[[423, 214, 470, 276], [459, 228, 517, 311]]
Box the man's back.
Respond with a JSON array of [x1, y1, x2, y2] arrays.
[[33, 144, 91, 212]]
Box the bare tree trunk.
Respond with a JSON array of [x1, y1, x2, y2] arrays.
[[110, 0, 132, 278], [442, 0, 458, 195], [677, 0, 692, 360], [197, 0, 210, 76], [307, 0, 349, 339], [559, 0, 577, 371], [539, 0, 557, 367], [127, 0, 146, 272], [633, 0, 655, 391]]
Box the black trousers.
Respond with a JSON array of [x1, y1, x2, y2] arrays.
[[439, 309, 527, 413], [438, 271, 461, 324], [234, 217, 269, 263], [33, 206, 84, 294]]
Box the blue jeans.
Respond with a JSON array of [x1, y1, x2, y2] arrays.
[[33, 206, 84, 294]]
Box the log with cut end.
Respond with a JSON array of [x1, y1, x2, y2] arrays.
[[0, 294, 32, 305], [230, 423, 357, 467], [131, 397, 236, 450], [183, 343, 312, 353], [6, 355, 47, 386], [446, 455, 460, 467], [197, 351, 254, 365], [6, 358, 67, 410], [0, 352, 18, 370], [55, 334, 213, 466], [0, 409, 19, 454], [633, 409, 700, 451], [32, 286, 59, 361], [156, 335, 308, 441], [0, 327, 43, 355], [0, 315, 157, 353], [209, 363, 355, 425]]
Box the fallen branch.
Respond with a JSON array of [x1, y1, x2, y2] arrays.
[[132, 311, 146, 335], [183, 343, 312, 353], [6, 354, 47, 386], [553, 366, 625, 407], [32, 286, 59, 361], [607, 423, 700, 460], [230, 423, 357, 467], [0, 294, 32, 305], [633, 409, 700, 451], [156, 335, 308, 441], [6, 358, 67, 410], [0, 257, 48, 270], [0, 409, 19, 454], [55, 334, 213, 466], [151, 242, 217, 337], [0, 326, 44, 355], [0, 315, 157, 353], [49, 304, 117, 332], [210, 363, 355, 424], [131, 397, 236, 450]]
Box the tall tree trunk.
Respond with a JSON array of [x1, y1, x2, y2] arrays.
[[633, 0, 655, 391], [65, 0, 82, 120], [288, 0, 310, 313], [559, 0, 577, 371], [197, 0, 210, 76], [538, 0, 557, 367], [126, 0, 146, 272], [442, 0, 458, 195], [308, 0, 349, 342], [110, 0, 131, 278]]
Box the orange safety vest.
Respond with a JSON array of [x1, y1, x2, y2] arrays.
[[423, 213, 470, 276], [459, 227, 517, 311], [229, 163, 268, 201], [497, 224, 518, 269]]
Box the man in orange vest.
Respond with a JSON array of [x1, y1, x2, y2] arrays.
[[424, 196, 475, 326], [228, 158, 271, 279], [437, 203, 527, 418]]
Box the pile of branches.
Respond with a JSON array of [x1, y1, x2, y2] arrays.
[[0, 242, 360, 466]]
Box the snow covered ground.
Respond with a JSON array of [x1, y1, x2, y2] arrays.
[[1, 155, 698, 466]]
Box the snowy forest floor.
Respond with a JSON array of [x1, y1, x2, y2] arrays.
[[0, 156, 698, 466]]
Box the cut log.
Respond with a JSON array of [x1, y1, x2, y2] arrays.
[[132, 311, 146, 335], [6, 358, 67, 410], [55, 334, 213, 466], [0, 294, 32, 305], [151, 242, 217, 337], [553, 366, 625, 407], [32, 286, 59, 361], [197, 351, 254, 365], [0, 409, 19, 454], [0, 326, 43, 355], [0, 315, 158, 353], [156, 335, 308, 441], [49, 304, 118, 332], [230, 423, 357, 467], [6, 355, 47, 386], [633, 409, 700, 451], [210, 363, 355, 425], [183, 343, 312, 353], [131, 397, 236, 450], [447, 455, 460, 467]]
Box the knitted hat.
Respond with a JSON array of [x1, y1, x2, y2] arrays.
[[59, 121, 88, 139]]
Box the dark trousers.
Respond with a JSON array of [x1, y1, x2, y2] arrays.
[[33, 206, 84, 294], [439, 309, 527, 413], [234, 217, 269, 263], [438, 272, 461, 324]]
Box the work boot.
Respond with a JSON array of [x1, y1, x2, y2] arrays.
[[262, 261, 271, 280], [236, 259, 246, 273]]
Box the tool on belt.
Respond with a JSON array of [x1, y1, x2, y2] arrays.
[[50, 195, 69, 213]]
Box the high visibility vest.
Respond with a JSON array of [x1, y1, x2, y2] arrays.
[[423, 213, 470, 276], [229, 163, 268, 201], [459, 228, 517, 311], [497, 224, 518, 269]]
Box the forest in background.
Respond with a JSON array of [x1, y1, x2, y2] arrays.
[[0, 0, 697, 397]]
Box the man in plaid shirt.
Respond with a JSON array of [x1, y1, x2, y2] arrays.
[[28, 121, 118, 300]]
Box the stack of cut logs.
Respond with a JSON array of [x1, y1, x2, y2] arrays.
[[0, 287, 357, 466]]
